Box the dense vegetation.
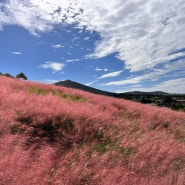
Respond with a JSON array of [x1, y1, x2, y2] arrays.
[[0, 76, 185, 185], [127, 94, 185, 111]]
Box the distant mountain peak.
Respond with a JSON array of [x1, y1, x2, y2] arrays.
[[54, 79, 114, 96], [65, 79, 73, 82]]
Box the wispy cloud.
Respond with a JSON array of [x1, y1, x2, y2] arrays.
[[102, 59, 185, 86], [42, 79, 59, 84], [152, 78, 185, 94], [116, 78, 185, 94], [51, 44, 64, 49], [85, 80, 98, 86], [10, 51, 22, 55], [98, 70, 123, 79], [66, 58, 81, 63], [39, 61, 65, 72], [84, 37, 90, 40], [95, 67, 108, 72]]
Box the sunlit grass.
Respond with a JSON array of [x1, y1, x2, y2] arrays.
[[0, 75, 185, 185], [29, 86, 87, 102]]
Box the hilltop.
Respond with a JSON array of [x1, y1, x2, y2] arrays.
[[0, 76, 185, 185]]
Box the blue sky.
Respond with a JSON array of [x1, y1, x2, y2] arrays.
[[0, 0, 185, 93]]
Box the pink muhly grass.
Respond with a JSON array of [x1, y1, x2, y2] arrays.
[[0, 135, 55, 185], [0, 76, 185, 184]]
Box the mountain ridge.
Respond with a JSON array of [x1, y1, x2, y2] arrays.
[[54, 79, 169, 97]]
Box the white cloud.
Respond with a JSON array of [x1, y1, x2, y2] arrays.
[[66, 58, 81, 63], [51, 44, 64, 49], [85, 79, 98, 86], [102, 59, 185, 86], [39, 61, 65, 72], [98, 70, 123, 79], [116, 78, 185, 94], [10, 51, 22, 55], [43, 79, 59, 84], [103, 76, 143, 86], [95, 67, 108, 72], [152, 78, 185, 94], [78, 0, 185, 72], [1, 0, 185, 76], [84, 37, 90, 40]]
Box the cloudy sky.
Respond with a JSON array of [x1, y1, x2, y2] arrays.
[[1, 0, 185, 93]]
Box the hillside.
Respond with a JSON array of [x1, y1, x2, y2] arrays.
[[0, 76, 185, 185], [54, 79, 115, 96]]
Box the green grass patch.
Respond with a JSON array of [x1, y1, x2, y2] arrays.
[[77, 171, 92, 185], [92, 131, 138, 156], [29, 86, 49, 95], [119, 146, 138, 156], [11, 124, 25, 134], [173, 129, 185, 142], [29, 86, 87, 102], [173, 157, 185, 171], [94, 141, 138, 157]]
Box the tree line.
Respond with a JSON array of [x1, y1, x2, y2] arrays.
[[0, 72, 27, 80]]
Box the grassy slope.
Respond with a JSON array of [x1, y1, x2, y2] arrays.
[[0, 76, 185, 185]]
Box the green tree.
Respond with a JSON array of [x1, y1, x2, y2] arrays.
[[4, 73, 14, 78], [16, 72, 27, 80]]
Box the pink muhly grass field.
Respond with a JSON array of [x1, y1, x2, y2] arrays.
[[0, 76, 185, 185]]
